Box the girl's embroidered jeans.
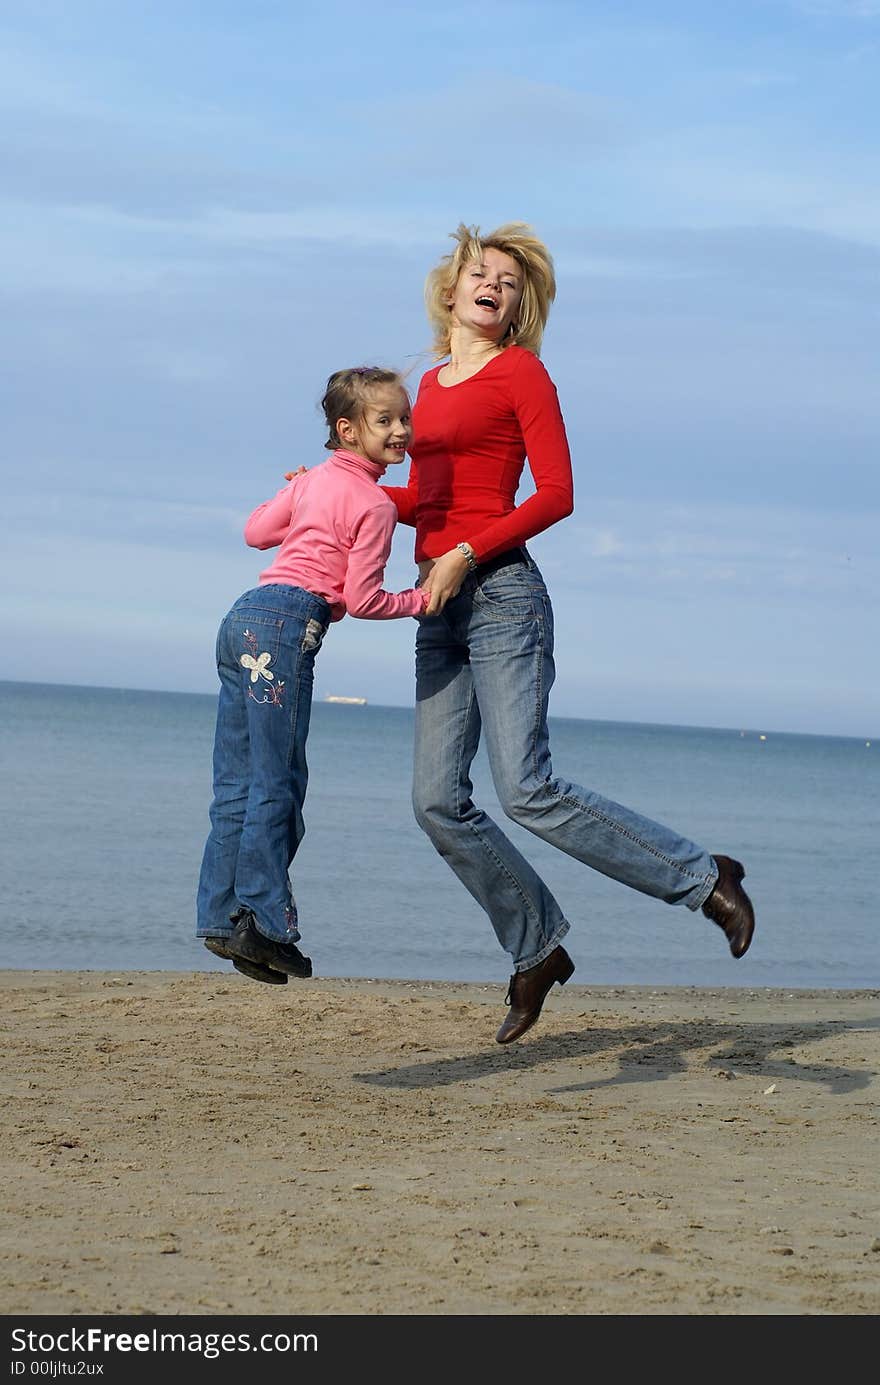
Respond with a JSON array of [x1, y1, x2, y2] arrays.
[[412, 555, 718, 972], [196, 584, 331, 944]]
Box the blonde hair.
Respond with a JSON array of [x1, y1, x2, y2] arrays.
[[424, 221, 556, 360], [321, 366, 407, 449]]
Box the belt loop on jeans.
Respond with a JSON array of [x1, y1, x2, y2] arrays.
[[475, 547, 528, 578]]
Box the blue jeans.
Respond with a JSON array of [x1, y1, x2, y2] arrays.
[[196, 584, 331, 944], [412, 553, 718, 972]]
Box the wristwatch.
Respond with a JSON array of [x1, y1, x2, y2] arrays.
[[456, 542, 478, 572]]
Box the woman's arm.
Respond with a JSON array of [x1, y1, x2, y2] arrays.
[[464, 354, 573, 562], [379, 455, 420, 528]]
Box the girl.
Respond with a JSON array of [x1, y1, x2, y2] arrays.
[[197, 366, 427, 985]]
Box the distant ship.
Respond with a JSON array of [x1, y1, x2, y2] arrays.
[[325, 695, 367, 706]]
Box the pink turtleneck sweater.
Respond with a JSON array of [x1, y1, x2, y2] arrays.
[[244, 449, 427, 622]]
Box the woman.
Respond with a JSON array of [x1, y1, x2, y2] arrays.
[[383, 222, 755, 1044]]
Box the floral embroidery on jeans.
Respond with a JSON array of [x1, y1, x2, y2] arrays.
[[285, 903, 298, 936], [247, 678, 285, 708], [241, 631, 284, 707], [241, 651, 274, 683]]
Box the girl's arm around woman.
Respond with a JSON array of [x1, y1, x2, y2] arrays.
[[244, 478, 301, 549]]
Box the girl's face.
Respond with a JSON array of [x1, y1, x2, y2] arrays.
[[341, 385, 412, 466], [448, 247, 524, 343]]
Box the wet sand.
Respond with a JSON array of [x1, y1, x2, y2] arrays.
[[1, 970, 878, 1316]]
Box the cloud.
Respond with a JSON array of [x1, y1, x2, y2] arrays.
[[788, 1, 880, 15], [372, 75, 626, 165], [587, 528, 624, 557], [730, 69, 797, 87], [554, 500, 878, 607]]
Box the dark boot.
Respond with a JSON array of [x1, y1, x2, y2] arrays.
[[224, 907, 313, 979], [496, 945, 575, 1044], [702, 855, 755, 958], [203, 931, 287, 985]]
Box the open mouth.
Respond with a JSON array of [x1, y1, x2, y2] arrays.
[[475, 295, 498, 309]]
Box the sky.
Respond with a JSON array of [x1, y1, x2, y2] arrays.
[[2, 0, 878, 736]]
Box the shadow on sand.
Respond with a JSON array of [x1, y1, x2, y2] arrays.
[[354, 1014, 879, 1095]]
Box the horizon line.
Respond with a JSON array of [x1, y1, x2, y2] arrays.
[[1, 677, 874, 744]]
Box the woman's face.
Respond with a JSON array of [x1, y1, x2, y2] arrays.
[[448, 247, 524, 343]]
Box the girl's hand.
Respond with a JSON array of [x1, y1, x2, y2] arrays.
[[422, 548, 470, 616], [284, 466, 308, 481]]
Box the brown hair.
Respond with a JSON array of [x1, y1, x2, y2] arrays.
[[424, 221, 556, 360], [321, 366, 407, 449]]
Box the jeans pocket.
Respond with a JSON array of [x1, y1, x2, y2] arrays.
[[473, 570, 544, 622], [231, 615, 283, 685]]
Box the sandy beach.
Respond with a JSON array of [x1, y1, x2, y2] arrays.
[[1, 969, 878, 1317]]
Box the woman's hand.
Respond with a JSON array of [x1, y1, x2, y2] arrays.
[[422, 548, 470, 616], [284, 466, 308, 481]]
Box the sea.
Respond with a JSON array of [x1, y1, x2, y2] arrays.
[[1, 679, 877, 989]]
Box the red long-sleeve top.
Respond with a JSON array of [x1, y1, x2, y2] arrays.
[[382, 345, 574, 563]]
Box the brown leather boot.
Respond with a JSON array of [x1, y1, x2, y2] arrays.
[[702, 855, 755, 958], [495, 945, 575, 1044]]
